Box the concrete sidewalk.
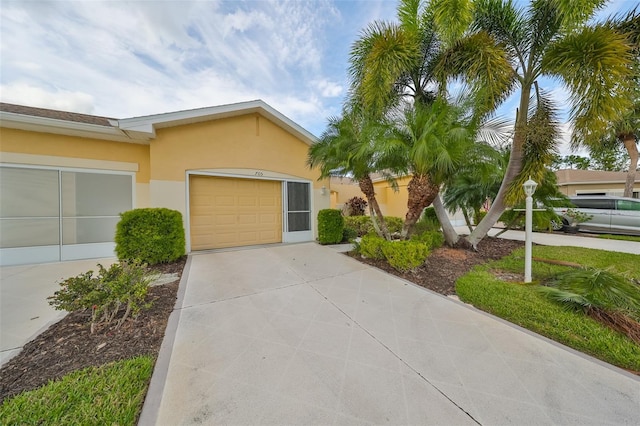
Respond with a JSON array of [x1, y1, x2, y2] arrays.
[[0, 258, 115, 366], [140, 242, 639, 425]]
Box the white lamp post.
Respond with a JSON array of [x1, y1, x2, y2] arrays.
[[523, 177, 538, 283]]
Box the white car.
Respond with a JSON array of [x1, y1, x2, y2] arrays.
[[553, 196, 640, 236]]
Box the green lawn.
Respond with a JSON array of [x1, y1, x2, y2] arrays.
[[0, 355, 154, 425], [596, 234, 640, 243], [456, 246, 640, 372]]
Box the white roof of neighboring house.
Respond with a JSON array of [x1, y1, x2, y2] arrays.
[[0, 100, 316, 145], [555, 168, 640, 186]]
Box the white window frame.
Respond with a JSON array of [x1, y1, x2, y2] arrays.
[[0, 163, 135, 266]]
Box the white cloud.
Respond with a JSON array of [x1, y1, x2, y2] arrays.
[[0, 0, 353, 135], [313, 79, 343, 97], [0, 82, 95, 114], [10, 0, 628, 142]]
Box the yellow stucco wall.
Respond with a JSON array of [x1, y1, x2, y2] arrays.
[[377, 176, 410, 218], [150, 114, 322, 186], [1, 113, 330, 248], [330, 178, 365, 210], [0, 128, 150, 183], [332, 176, 410, 218]]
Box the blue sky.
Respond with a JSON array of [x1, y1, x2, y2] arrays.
[[0, 0, 636, 154]]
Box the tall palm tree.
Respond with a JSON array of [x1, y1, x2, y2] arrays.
[[307, 109, 393, 239], [430, 0, 635, 247], [581, 8, 639, 197]]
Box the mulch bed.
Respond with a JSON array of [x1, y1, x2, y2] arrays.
[[0, 257, 186, 403], [350, 237, 524, 295]]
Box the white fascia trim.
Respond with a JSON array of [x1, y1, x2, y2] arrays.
[[115, 100, 317, 145], [0, 111, 149, 144], [559, 180, 638, 186]]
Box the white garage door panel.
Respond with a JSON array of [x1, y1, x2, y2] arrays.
[[190, 176, 282, 250]]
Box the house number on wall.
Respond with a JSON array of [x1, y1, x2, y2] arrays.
[[255, 171, 264, 177]]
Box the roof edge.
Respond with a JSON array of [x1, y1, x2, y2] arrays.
[[0, 111, 148, 143], [1, 100, 317, 145], [115, 100, 317, 145]]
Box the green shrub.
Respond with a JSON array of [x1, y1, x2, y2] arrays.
[[359, 234, 387, 259], [385, 216, 404, 234], [344, 216, 373, 236], [115, 208, 185, 265], [318, 209, 344, 244], [411, 230, 445, 249], [413, 207, 440, 234], [343, 215, 404, 237], [381, 240, 430, 272], [48, 261, 153, 333], [474, 210, 487, 225], [342, 226, 358, 242]]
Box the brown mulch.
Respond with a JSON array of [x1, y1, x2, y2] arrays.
[[0, 257, 186, 403], [350, 237, 524, 295]]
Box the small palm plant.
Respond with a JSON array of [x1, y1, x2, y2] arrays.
[[539, 268, 640, 344]]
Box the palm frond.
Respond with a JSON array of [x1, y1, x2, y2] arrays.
[[437, 31, 516, 116], [544, 0, 606, 29], [537, 286, 592, 312], [473, 0, 528, 62], [350, 21, 423, 115], [542, 268, 640, 321], [397, 0, 423, 34], [428, 0, 475, 45], [542, 24, 634, 148]]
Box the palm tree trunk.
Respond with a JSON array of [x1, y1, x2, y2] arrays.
[[358, 175, 390, 239], [462, 209, 473, 232], [402, 173, 440, 238], [433, 195, 459, 246], [622, 134, 638, 198], [466, 85, 532, 248]]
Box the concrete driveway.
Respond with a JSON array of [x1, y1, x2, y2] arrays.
[[0, 258, 115, 366], [140, 242, 639, 425]]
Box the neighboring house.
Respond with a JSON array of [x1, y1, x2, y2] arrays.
[[330, 175, 465, 225], [555, 169, 640, 198], [0, 100, 329, 266]]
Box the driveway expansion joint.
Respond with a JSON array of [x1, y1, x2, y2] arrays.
[[309, 283, 483, 425]]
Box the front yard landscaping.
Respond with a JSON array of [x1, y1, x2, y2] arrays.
[[1, 233, 638, 424], [350, 240, 640, 374]]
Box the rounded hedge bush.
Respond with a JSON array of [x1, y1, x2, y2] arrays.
[[318, 209, 344, 244], [115, 208, 185, 265]]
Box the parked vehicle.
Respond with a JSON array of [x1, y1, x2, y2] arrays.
[[553, 196, 640, 236]]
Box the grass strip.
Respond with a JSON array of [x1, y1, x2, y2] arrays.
[[0, 355, 154, 425], [456, 246, 640, 372], [596, 234, 640, 242], [491, 246, 640, 281]]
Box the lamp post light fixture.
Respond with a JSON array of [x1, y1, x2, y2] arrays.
[[523, 177, 538, 283]]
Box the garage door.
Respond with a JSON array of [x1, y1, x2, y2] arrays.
[[189, 176, 282, 250]]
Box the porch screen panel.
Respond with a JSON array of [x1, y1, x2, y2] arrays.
[[61, 172, 132, 244], [0, 167, 60, 248], [286, 182, 311, 232]]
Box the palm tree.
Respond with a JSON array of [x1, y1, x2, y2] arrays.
[[387, 97, 477, 237], [581, 8, 639, 197], [349, 0, 508, 241], [307, 109, 393, 239], [428, 0, 635, 247]]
